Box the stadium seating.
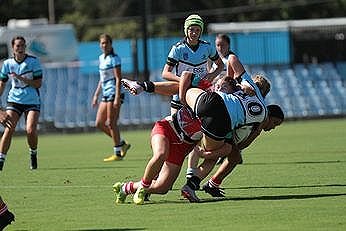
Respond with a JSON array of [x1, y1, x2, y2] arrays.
[[0, 62, 344, 132]]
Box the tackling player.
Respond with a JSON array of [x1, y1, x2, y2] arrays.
[[181, 104, 284, 201]]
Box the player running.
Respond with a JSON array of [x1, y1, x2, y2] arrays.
[[0, 36, 42, 171]]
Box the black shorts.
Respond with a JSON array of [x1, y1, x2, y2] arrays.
[[194, 92, 232, 141], [101, 93, 125, 103], [6, 102, 40, 116]]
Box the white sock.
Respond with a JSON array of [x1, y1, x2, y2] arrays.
[[114, 146, 122, 156], [29, 148, 37, 155], [0, 153, 6, 161], [186, 167, 197, 177]]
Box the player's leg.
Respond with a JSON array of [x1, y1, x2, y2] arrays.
[[203, 148, 242, 197], [133, 133, 170, 204], [181, 148, 218, 202], [0, 196, 15, 230], [114, 93, 130, 157], [0, 110, 20, 171], [94, 101, 110, 136], [121, 79, 179, 96], [25, 110, 40, 170], [185, 87, 205, 111], [103, 101, 123, 161], [148, 161, 181, 194]]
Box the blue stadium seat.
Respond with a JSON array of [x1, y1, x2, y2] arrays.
[[335, 61, 346, 80], [307, 63, 323, 80]]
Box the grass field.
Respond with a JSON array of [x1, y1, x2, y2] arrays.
[[1, 118, 346, 230]]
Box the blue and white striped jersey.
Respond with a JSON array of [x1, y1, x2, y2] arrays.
[[98, 53, 121, 96], [0, 55, 42, 105], [216, 72, 267, 129], [167, 39, 219, 78]]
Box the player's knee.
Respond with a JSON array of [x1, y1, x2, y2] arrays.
[[95, 120, 104, 129], [153, 151, 167, 162]]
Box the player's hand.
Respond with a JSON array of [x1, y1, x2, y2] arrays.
[[91, 96, 98, 107]]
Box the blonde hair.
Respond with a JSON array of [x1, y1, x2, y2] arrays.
[[99, 33, 112, 44], [252, 74, 271, 97]]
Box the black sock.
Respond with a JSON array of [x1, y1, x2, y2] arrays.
[[138, 81, 155, 93], [186, 175, 201, 190]]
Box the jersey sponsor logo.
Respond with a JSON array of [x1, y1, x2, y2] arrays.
[[247, 102, 263, 116], [192, 67, 205, 76]]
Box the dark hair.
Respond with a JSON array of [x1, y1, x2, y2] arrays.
[[267, 104, 284, 120], [11, 36, 26, 46], [216, 33, 230, 45]]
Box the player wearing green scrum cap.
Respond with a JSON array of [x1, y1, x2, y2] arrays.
[[184, 14, 204, 37], [161, 14, 224, 115]]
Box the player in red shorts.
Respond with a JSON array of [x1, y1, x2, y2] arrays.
[[112, 105, 232, 205]]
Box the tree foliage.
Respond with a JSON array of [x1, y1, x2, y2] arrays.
[[1, 0, 346, 41]]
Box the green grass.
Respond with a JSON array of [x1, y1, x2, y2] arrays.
[[1, 118, 346, 230]]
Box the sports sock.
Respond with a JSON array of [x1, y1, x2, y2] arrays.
[[113, 145, 122, 157], [29, 148, 37, 156], [186, 175, 201, 190], [0, 197, 8, 215], [0, 153, 6, 161], [0, 154, 5, 171], [209, 177, 222, 188], [186, 167, 197, 177], [186, 168, 200, 190], [140, 178, 151, 189], [122, 181, 135, 195], [138, 81, 155, 93]]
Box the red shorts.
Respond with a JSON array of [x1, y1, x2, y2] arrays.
[[151, 119, 195, 166]]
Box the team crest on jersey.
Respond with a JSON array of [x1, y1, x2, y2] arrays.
[[247, 102, 263, 116], [183, 52, 189, 60]]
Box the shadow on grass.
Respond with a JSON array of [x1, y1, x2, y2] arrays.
[[40, 166, 138, 170], [38, 160, 345, 171], [144, 192, 346, 205], [244, 160, 345, 165], [73, 228, 145, 231], [167, 183, 346, 192], [227, 183, 346, 190], [198, 192, 346, 203]]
